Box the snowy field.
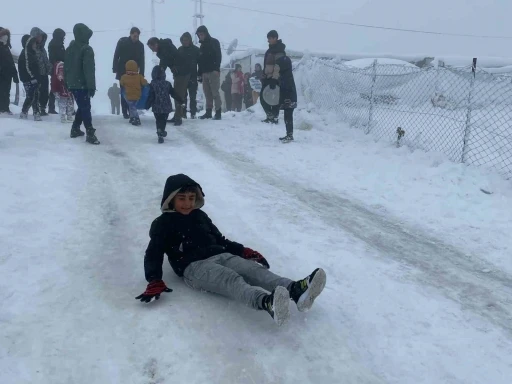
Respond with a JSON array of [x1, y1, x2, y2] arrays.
[[1, 103, 512, 384]]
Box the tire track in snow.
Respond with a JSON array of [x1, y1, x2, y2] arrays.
[[183, 128, 512, 336]]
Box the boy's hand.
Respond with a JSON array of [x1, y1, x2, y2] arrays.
[[135, 280, 173, 303], [242, 248, 270, 269]]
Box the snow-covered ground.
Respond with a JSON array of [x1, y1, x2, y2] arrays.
[[1, 104, 512, 384]]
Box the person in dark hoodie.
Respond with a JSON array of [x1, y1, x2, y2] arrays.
[[178, 32, 200, 119], [147, 37, 189, 126], [195, 26, 222, 120], [145, 66, 184, 143], [261, 30, 297, 143], [47, 28, 66, 114], [0, 27, 19, 114], [18, 34, 42, 120], [113, 27, 145, 119], [27, 27, 52, 116], [135, 174, 327, 327], [65, 23, 100, 145]]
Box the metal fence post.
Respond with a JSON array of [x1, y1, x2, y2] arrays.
[[462, 58, 477, 163], [366, 59, 378, 134]]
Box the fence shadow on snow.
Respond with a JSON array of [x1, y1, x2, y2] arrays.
[[296, 57, 512, 178]]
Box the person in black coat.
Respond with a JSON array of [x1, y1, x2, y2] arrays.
[[0, 28, 19, 114], [112, 27, 145, 118], [147, 37, 190, 124], [260, 30, 297, 143], [17, 34, 41, 119], [47, 28, 66, 114], [135, 173, 327, 327], [196, 25, 222, 120], [178, 32, 200, 118]]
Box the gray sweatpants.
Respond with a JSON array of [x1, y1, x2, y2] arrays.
[[183, 253, 293, 310], [202, 71, 222, 111]]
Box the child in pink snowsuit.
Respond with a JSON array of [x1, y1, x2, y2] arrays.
[[51, 61, 74, 123]]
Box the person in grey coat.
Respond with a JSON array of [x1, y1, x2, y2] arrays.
[[107, 83, 121, 115], [135, 174, 327, 327], [27, 27, 52, 115]]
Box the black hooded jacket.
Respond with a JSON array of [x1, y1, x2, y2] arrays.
[[17, 34, 39, 83], [48, 28, 66, 64], [113, 36, 145, 80], [144, 174, 244, 281], [178, 32, 200, 78], [154, 38, 190, 76], [195, 26, 222, 75]]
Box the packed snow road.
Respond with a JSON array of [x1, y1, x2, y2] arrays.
[[1, 112, 512, 384]]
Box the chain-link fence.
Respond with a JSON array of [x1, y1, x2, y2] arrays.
[[296, 57, 512, 178]]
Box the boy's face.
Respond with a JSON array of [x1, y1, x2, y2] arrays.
[[198, 32, 206, 41], [173, 192, 196, 215], [148, 43, 158, 53], [130, 33, 140, 42], [268, 37, 277, 45]]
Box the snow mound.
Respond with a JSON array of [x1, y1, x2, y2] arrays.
[[344, 58, 418, 69]]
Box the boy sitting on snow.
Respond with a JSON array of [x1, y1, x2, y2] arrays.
[[136, 174, 327, 326]]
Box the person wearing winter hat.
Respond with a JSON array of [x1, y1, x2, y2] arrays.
[[47, 28, 67, 114], [261, 30, 297, 143], [230, 64, 244, 112], [18, 34, 42, 120], [178, 32, 200, 119], [136, 174, 327, 327], [195, 25, 222, 120], [0, 27, 19, 114]]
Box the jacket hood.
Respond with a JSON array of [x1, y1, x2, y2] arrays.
[[21, 34, 31, 48], [73, 23, 93, 44], [180, 32, 193, 44], [125, 60, 139, 73], [30, 27, 48, 45], [161, 174, 205, 212], [151, 65, 166, 80], [52, 28, 66, 42], [0, 27, 11, 48], [195, 25, 210, 38]]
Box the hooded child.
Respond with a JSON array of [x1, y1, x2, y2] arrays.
[[136, 174, 327, 327], [120, 59, 148, 126]]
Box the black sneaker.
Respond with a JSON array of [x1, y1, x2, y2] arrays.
[[174, 118, 182, 126], [40, 110, 49, 116], [213, 109, 222, 120], [279, 134, 294, 143], [70, 127, 85, 138], [200, 109, 212, 120], [158, 136, 164, 144], [289, 268, 326, 312], [131, 118, 141, 126], [261, 286, 290, 326], [262, 117, 279, 124]]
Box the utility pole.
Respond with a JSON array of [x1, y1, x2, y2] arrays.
[[151, 0, 165, 37], [193, 0, 204, 44]]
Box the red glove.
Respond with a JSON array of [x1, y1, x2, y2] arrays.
[[242, 248, 270, 269], [135, 280, 172, 303]]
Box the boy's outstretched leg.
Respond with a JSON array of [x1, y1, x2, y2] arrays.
[[183, 254, 290, 326]]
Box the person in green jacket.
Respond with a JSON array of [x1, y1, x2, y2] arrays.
[[64, 23, 100, 145]]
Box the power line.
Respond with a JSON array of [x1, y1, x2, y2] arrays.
[[202, 0, 512, 40], [9, 28, 129, 36]]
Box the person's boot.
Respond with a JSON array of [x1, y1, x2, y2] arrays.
[[49, 109, 58, 115], [261, 286, 290, 326], [289, 268, 326, 312], [213, 109, 222, 120], [85, 127, 100, 145], [157, 130, 165, 144], [131, 117, 141, 126], [262, 116, 279, 124], [34, 113, 42, 121], [70, 123, 85, 138], [199, 108, 212, 120], [40, 109, 48, 117], [19, 112, 28, 120], [174, 117, 183, 126], [279, 134, 294, 143], [190, 113, 196, 119]]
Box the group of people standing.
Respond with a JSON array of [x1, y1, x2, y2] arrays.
[[0, 23, 297, 144], [221, 63, 264, 113]]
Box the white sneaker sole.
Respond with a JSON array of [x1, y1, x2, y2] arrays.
[[296, 268, 327, 312], [273, 286, 291, 327]]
